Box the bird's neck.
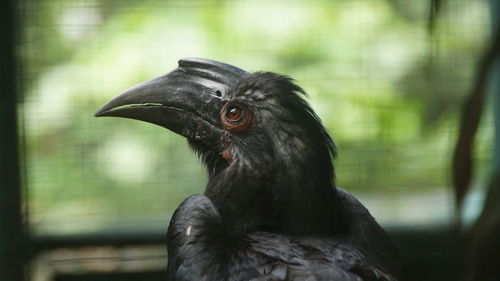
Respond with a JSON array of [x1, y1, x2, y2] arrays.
[[204, 156, 339, 235], [204, 165, 276, 234]]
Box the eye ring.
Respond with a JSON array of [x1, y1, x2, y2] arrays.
[[220, 101, 255, 134]]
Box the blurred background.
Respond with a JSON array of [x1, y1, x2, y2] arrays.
[[1, 0, 498, 280]]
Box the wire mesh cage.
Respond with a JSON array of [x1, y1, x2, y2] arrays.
[[16, 0, 493, 280]]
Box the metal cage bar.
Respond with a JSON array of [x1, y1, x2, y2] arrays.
[[0, 0, 26, 280]]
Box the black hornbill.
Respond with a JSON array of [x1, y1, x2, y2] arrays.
[[95, 58, 406, 281]]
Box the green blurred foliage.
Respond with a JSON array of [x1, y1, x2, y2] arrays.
[[20, 0, 493, 235]]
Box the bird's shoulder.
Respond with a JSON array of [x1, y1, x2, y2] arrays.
[[166, 195, 397, 281], [334, 187, 405, 280]]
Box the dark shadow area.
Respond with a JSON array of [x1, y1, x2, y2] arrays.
[[55, 271, 165, 281]]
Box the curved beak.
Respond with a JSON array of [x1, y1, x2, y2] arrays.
[[95, 58, 250, 143]]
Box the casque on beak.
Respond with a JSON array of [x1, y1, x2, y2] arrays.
[[95, 58, 250, 143]]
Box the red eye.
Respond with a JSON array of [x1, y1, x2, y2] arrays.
[[226, 104, 242, 121], [221, 101, 255, 134]]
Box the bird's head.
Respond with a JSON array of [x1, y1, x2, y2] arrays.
[[96, 58, 337, 233]]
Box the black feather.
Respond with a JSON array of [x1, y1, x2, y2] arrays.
[[168, 195, 399, 281]]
